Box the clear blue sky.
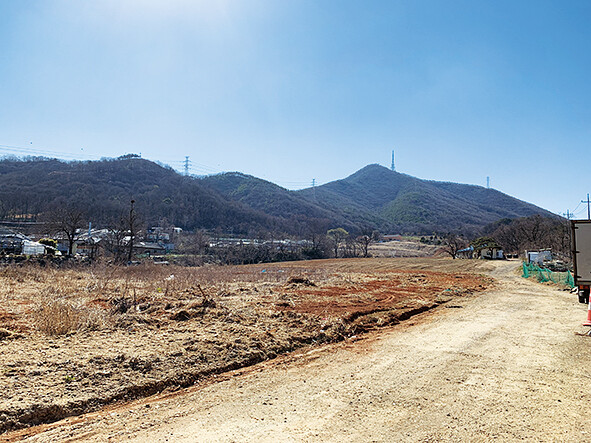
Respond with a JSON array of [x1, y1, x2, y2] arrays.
[[1, 0, 590, 216]]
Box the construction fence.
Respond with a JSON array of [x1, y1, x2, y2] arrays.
[[522, 262, 575, 288]]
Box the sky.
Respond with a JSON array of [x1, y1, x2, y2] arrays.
[[1, 0, 591, 216]]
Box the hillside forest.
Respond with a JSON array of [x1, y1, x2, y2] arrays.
[[0, 156, 569, 264]]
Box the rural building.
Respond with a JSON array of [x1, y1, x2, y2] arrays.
[[76, 229, 111, 258], [526, 249, 552, 265], [146, 226, 179, 252], [0, 231, 29, 254], [480, 247, 504, 260], [54, 238, 76, 255], [457, 245, 504, 260], [457, 246, 474, 259]]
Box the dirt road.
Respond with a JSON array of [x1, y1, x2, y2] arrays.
[[6, 260, 591, 442]]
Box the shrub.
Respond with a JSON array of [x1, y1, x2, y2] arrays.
[[38, 238, 57, 248]]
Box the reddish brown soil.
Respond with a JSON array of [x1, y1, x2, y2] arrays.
[[281, 270, 486, 317]]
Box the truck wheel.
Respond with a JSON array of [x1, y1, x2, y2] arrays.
[[579, 289, 589, 305]]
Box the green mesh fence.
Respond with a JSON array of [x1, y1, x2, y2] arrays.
[[522, 262, 575, 288]]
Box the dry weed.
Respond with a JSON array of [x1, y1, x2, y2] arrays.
[[31, 298, 109, 336]]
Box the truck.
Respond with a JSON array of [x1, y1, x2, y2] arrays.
[[571, 219, 591, 304]]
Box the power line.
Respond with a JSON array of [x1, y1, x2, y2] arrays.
[[573, 208, 587, 218], [573, 201, 583, 213]]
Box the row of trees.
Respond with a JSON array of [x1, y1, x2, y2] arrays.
[[326, 228, 380, 258], [42, 200, 141, 262], [171, 226, 382, 265], [442, 215, 570, 260]]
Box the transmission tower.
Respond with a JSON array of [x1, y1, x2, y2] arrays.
[[184, 156, 191, 176], [391, 150, 396, 172]]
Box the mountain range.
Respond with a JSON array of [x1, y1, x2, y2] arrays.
[[0, 156, 554, 236], [203, 164, 554, 236]]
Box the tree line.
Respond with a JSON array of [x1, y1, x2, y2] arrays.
[[441, 215, 570, 261]]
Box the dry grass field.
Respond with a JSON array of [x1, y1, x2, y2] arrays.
[[0, 257, 491, 433], [368, 239, 442, 257]]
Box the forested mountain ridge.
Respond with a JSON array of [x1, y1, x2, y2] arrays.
[[200, 172, 362, 232], [0, 157, 554, 236], [0, 157, 288, 234], [296, 164, 555, 235]]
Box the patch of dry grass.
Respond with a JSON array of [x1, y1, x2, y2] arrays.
[[31, 298, 108, 336], [0, 259, 489, 337]]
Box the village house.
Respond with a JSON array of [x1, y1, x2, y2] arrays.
[[480, 246, 504, 260], [146, 226, 180, 252], [0, 230, 29, 254], [457, 244, 504, 260]]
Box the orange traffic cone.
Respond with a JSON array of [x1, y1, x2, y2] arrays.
[[584, 298, 591, 327]]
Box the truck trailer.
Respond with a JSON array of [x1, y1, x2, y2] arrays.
[[571, 219, 591, 304]]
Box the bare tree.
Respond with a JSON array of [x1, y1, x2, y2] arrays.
[[103, 200, 143, 263], [104, 218, 128, 263], [356, 227, 380, 258], [442, 233, 467, 259], [327, 228, 348, 258], [46, 205, 86, 256]]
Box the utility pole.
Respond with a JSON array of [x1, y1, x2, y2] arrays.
[[184, 156, 190, 176], [564, 209, 573, 261], [391, 150, 396, 172], [583, 194, 591, 220], [128, 199, 136, 263]]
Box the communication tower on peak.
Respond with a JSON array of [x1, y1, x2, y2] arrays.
[[391, 150, 396, 172]]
